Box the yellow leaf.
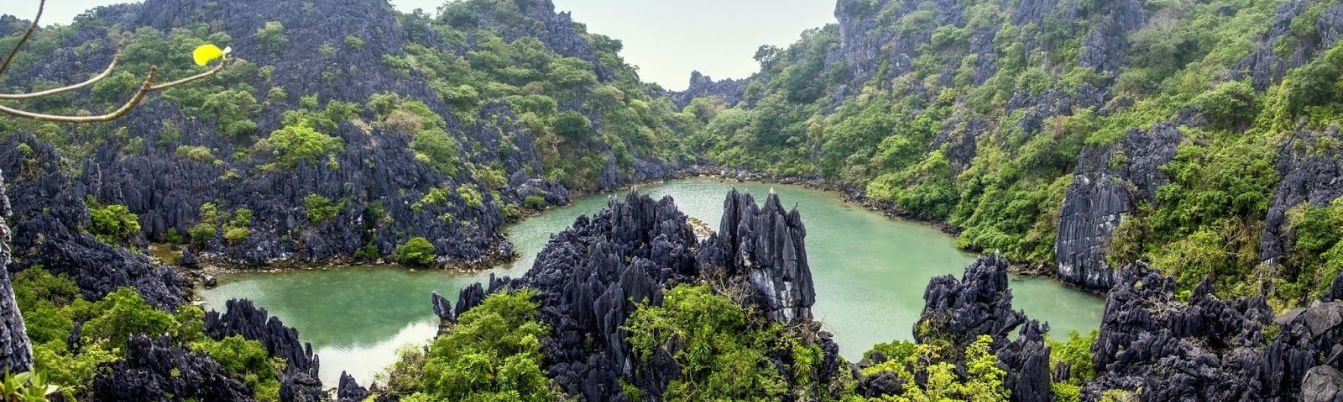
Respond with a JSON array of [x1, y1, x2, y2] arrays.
[[193, 44, 225, 66]]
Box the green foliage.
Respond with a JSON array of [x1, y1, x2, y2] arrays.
[[394, 237, 436, 267], [1190, 81, 1260, 130], [857, 335, 1009, 401], [0, 370, 57, 402], [1048, 330, 1098, 387], [82, 288, 180, 352], [458, 184, 484, 208], [414, 291, 556, 401], [553, 111, 592, 140], [255, 21, 288, 53], [303, 194, 342, 224], [523, 195, 546, 210], [1287, 200, 1343, 299], [265, 124, 344, 169], [191, 336, 284, 402], [86, 202, 141, 245], [625, 284, 796, 401]]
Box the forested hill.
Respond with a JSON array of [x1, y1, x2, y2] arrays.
[[682, 0, 1343, 308], [0, 0, 697, 301]]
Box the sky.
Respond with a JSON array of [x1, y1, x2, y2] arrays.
[[1, 0, 837, 90]]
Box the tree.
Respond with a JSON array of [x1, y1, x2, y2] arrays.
[[553, 111, 591, 140], [394, 237, 437, 267], [266, 124, 344, 168], [414, 291, 555, 401]]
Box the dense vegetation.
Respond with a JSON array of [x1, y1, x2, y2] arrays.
[[686, 0, 1343, 307], [13, 269, 282, 401], [369, 291, 557, 401]]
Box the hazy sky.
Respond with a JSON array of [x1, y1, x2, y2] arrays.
[[1, 0, 836, 90]]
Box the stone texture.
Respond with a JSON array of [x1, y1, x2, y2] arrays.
[[0, 169, 31, 374], [1055, 124, 1182, 291], [91, 335, 251, 402], [697, 189, 816, 323]]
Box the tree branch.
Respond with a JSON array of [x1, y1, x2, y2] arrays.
[[0, 50, 120, 100], [0, 0, 44, 79], [0, 66, 156, 123]]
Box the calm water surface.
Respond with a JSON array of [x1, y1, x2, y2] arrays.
[[199, 178, 1105, 385]]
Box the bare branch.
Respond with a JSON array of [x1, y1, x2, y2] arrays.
[[0, 0, 233, 123], [0, 50, 120, 100], [0, 66, 156, 123], [149, 58, 229, 91], [0, 0, 44, 79]]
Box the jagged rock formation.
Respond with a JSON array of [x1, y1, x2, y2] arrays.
[[670, 71, 748, 108], [697, 190, 815, 323], [1083, 264, 1318, 401], [91, 335, 251, 401], [0, 169, 32, 373], [1239, 0, 1343, 89], [1054, 124, 1183, 291], [450, 190, 829, 401], [915, 255, 1028, 348], [205, 299, 324, 397], [903, 255, 1052, 402], [1260, 125, 1343, 272], [0, 135, 188, 308], [337, 371, 370, 402], [431, 291, 454, 335]]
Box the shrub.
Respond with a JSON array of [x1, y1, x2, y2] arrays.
[[553, 111, 591, 139], [394, 237, 436, 267], [224, 227, 250, 244], [304, 194, 341, 224], [457, 184, 484, 208], [1190, 81, 1260, 130], [189, 223, 217, 245], [524, 195, 546, 210], [266, 124, 344, 168], [415, 291, 555, 401], [87, 203, 141, 245]]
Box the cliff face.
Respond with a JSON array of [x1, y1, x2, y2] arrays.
[[0, 135, 188, 308], [1260, 126, 1343, 271], [0, 169, 32, 373], [1054, 124, 1183, 291], [1077, 263, 1343, 401]]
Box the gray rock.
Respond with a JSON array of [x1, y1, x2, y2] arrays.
[[1054, 124, 1182, 291], [1304, 366, 1343, 402]]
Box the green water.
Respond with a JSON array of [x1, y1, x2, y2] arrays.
[[199, 177, 1104, 385]]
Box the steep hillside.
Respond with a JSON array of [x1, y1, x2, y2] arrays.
[[0, 0, 695, 294], [684, 0, 1343, 307]]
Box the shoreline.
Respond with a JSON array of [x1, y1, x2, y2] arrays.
[[173, 166, 1096, 298]]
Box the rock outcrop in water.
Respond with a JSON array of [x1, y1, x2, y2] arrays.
[[205, 299, 324, 398], [0, 170, 32, 374], [888, 254, 1052, 402], [697, 190, 816, 323], [91, 335, 251, 401], [1054, 124, 1183, 291], [450, 189, 831, 401]]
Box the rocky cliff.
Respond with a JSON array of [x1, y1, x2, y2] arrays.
[[1078, 263, 1343, 401], [0, 169, 32, 374], [1260, 125, 1343, 273], [1054, 124, 1183, 291]]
